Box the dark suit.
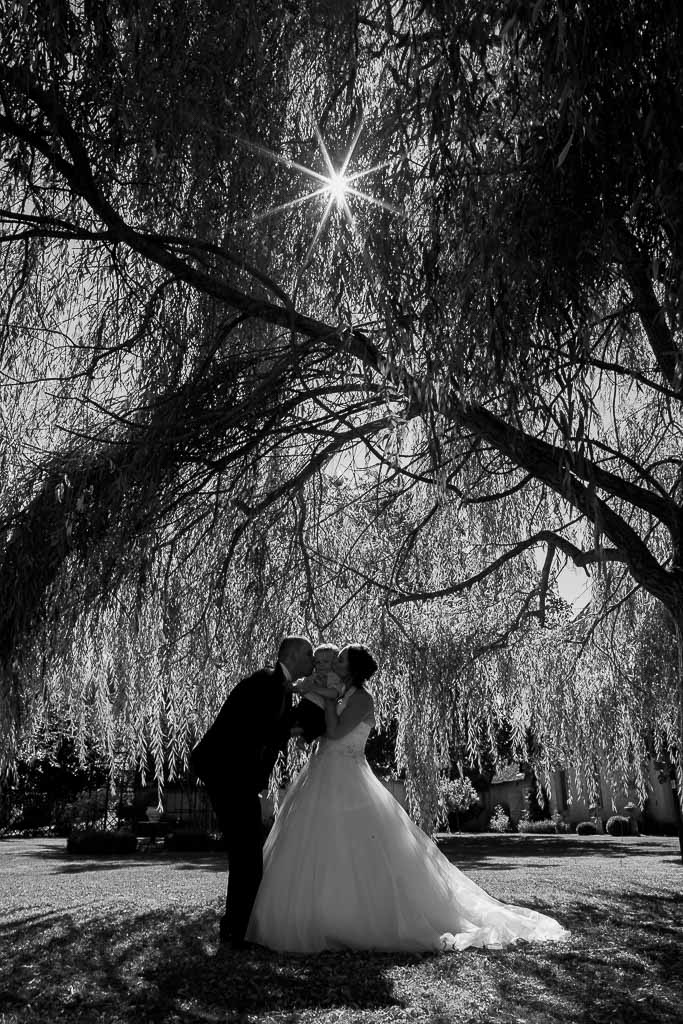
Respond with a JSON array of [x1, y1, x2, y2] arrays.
[[190, 662, 292, 943], [289, 696, 327, 744]]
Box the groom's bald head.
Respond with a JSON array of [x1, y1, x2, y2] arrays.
[[278, 635, 310, 660], [278, 635, 314, 678]]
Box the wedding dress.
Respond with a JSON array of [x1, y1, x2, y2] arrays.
[[246, 718, 569, 953]]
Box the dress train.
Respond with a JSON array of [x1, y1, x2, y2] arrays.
[[246, 722, 569, 953]]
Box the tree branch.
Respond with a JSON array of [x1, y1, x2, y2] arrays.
[[389, 529, 625, 607], [615, 222, 683, 393], [460, 403, 675, 606]]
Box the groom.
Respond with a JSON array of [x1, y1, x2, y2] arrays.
[[190, 635, 314, 948]]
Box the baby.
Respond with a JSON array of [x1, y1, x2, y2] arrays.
[[290, 643, 346, 743]]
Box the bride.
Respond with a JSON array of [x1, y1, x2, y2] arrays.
[[246, 644, 569, 953]]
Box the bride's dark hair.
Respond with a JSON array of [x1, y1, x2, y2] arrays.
[[346, 645, 378, 687]]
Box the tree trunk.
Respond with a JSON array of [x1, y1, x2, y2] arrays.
[[675, 619, 683, 864], [103, 778, 110, 832]]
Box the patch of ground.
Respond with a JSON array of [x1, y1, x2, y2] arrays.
[[0, 834, 680, 1023]]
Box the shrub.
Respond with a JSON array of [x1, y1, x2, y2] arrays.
[[67, 828, 137, 854], [518, 818, 551, 833], [164, 830, 215, 852], [1, 823, 56, 839], [12, 801, 52, 831], [606, 814, 630, 836], [488, 804, 511, 833], [441, 777, 479, 813], [439, 776, 480, 831], [517, 817, 570, 834], [576, 820, 598, 835], [56, 789, 122, 835]]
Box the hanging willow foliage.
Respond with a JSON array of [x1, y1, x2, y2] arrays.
[[9, 466, 677, 832]]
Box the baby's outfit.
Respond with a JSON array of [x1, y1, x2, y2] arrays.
[[290, 671, 345, 743]]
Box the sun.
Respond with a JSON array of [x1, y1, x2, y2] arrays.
[[234, 115, 403, 277], [328, 170, 348, 207]]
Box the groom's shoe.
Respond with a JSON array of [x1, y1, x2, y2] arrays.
[[219, 927, 246, 950]]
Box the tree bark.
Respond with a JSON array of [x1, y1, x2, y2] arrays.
[[675, 618, 683, 863]]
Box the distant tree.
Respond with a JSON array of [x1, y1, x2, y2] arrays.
[[0, 731, 109, 832]]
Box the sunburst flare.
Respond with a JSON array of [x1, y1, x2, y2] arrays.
[[234, 116, 403, 277]]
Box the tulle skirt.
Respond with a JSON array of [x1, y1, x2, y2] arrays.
[[246, 739, 569, 953]]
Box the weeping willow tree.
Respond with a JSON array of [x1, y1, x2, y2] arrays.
[[1, 0, 682, 829], [17, 464, 677, 828]]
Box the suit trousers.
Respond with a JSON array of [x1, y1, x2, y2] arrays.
[[206, 781, 264, 943]]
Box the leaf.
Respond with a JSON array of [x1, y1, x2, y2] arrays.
[[557, 130, 575, 168], [642, 106, 655, 139], [531, 0, 547, 26], [501, 16, 518, 39]]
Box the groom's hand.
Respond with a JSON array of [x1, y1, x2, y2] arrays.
[[292, 675, 315, 694]]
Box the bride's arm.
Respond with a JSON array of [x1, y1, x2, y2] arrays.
[[308, 684, 342, 699], [324, 689, 373, 739]]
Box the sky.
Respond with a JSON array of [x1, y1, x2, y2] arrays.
[[551, 558, 593, 612]]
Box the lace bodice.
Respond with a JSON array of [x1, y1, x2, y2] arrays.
[[320, 720, 373, 761]]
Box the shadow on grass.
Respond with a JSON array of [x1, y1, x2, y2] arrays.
[[15, 839, 226, 875], [0, 881, 680, 1023], [437, 833, 678, 864], [20, 834, 679, 881], [439, 833, 675, 852], [0, 905, 408, 1021], [489, 889, 681, 1024]]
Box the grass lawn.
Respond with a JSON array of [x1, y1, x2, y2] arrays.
[[0, 833, 681, 1024]]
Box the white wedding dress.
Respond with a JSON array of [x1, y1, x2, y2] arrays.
[[246, 718, 569, 953]]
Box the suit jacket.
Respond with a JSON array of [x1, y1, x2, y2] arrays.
[[190, 663, 292, 794]]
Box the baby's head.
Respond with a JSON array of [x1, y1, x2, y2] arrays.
[[313, 643, 339, 673]]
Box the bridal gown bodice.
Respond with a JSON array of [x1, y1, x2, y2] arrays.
[[246, 717, 569, 953], [315, 720, 373, 761]]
